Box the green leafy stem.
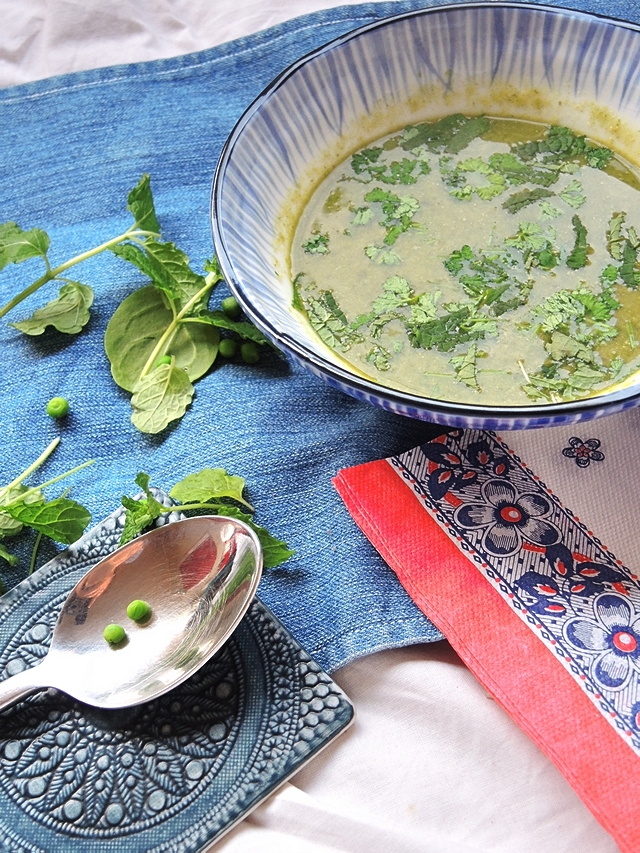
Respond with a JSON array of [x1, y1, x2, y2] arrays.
[[0, 438, 94, 577], [0, 225, 158, 322], [120, 471, 293, 569]]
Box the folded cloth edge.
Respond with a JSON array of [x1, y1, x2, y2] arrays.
[[333, 458, 640, 853]]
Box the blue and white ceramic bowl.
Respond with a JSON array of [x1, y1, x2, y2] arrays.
[[212, 2, 640, 430]]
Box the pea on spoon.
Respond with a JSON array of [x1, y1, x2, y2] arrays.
[[0, 515, 262, 710]]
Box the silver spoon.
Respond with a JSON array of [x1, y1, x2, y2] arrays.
[[0, 515, 262, 710]]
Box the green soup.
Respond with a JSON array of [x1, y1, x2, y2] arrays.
[[291, 115, 640, 406]]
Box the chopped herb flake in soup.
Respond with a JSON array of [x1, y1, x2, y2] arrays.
[[291, 115, 640, 406]]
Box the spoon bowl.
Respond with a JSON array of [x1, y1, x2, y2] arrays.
[[0, 516, 262, 710]]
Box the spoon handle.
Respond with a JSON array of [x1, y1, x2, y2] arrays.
[[0, 664, 49, 711]]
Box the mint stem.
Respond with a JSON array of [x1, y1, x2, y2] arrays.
[[0, 227, 159, 319], [28, 531, 43, 575], [2, 459, 95, 509], [138, 274, 219, 379], [0, 437, 60, 502]]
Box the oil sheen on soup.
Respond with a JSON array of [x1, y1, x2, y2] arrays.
[[291, 115, 640, 407]]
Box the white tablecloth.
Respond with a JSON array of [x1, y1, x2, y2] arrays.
[[0, 2, 620, 850]]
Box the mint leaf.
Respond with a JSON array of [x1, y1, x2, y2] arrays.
[[143, 239, 210, 311], [210, 504, 294, 569], [194, 311, 270, 345], [0, 222, 50, 271], [5, 497, 90, 545], [127, 173, 161, 234], [10, 281, 93, 335], [130, 362, 195, 434], [119, 472, 167, 545], [104, 286, 219, 392], [169, 469, 253, 509]]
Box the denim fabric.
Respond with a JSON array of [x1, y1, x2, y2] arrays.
[[0, 0, 638, 672]]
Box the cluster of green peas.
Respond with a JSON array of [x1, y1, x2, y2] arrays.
[[103, 599, 152, 646]]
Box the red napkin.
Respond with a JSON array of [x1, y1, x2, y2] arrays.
[[334, 428, 640, 853]]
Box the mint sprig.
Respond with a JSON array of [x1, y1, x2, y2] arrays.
[[0, 438, 93, 578], [119, 470, 293, 569]]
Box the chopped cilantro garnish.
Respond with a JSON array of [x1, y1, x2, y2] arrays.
[[566, 214, 590, 269], [302, 232, 330, 254], [559, 180, 586, 209], [539, 201, 562, 220], [365, 344, 392, 371], [502, 187, 555, 214], [619, 240, 640, 288], [399, 114, 491, 154], [450, 343, 480, 389], [607, 212, 626, 260], [352, 207, 373, 225], [304, 289, 362, 351]]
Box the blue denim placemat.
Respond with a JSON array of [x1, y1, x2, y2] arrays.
[[1, 0, 638, 672]]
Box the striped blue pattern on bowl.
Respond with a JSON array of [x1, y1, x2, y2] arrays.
[[212, 2, 640, 430]]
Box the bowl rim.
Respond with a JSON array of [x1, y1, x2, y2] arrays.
[[211, 0, 640, 423]]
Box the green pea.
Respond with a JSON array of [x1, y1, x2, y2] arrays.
[[46, 396, 69, 418], [127, 599, 152, 622], [155, 355, 172, 368], [219, 338, 238, 359], [240, 342, 260, 364], [103, 624, 126, 645], [221, 296, 241, 320]]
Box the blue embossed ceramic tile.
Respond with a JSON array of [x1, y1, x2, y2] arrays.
[[0, 502, 354, 852]]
